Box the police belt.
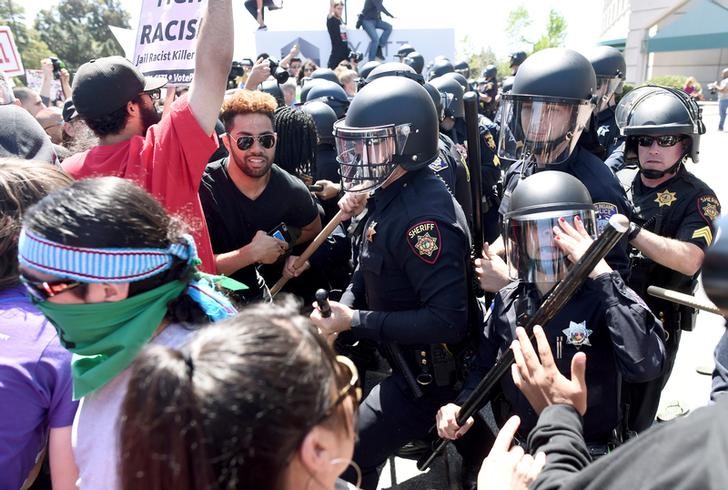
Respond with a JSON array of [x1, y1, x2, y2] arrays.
[[385, 343, 461, 391]]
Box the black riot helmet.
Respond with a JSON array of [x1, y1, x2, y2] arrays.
[[310, 68, 340, 85], [299, 78, 322, 103], [258, 79, 285, 107], [306, 80, 350, 119], [509, 50, 528, 73], [702, 216, 728, 316], [483, 64, 497, 79], [616, 85, 705, 174], [366, 62, 423, 85], [396, 43, 416, 60], [428, 58, 454, 81], [442, 71, 469, 91], [404, 51, 425, 74], [584, 45, 626, 113], [498, 48, 597, 166], [333, 77, 439, 193], [423, 82, 444, 122], [429, 76, 464, 119], [453, 59, 470, 78], [301, 100, 338, 145], [358, 60, 381, 80], [505, 171, 596, 284], [500, 75, 515, 93]]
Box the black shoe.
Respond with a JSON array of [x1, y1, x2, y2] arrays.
[[394, 440, 430, 460]]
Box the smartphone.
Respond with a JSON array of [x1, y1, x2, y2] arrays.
[[268, 222, 291, 243]]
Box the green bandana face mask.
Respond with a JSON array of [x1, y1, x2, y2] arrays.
[[35, 280, 187, 400]]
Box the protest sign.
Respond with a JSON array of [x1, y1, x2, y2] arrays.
[[0, 26, 24, 77], [25, 69, 64, 102], [133, 0, 206, 86]]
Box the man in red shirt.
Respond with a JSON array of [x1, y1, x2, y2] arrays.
[[61, 0, 233, 273]]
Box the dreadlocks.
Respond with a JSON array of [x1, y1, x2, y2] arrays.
[[273, 106, 318, 182]]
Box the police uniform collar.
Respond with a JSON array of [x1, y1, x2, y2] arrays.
[[373, 169, 415, 210]]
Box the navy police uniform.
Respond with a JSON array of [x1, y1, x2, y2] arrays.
[[429, 133, 474, 232], [340, 167, 471, 489], [462, 272, 665, 448], [499, 146, 633, 278], [619, 164, 720, 431]]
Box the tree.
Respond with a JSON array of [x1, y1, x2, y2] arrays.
[[458, 36, 498, 80], [506, 6, 535, 50], [532, 9, 568, 53], [0, 0, 55, 74], [34, 0, 131, 72]]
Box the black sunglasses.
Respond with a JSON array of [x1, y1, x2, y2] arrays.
[[637, 135, 683, 148], [20, 274, 82, 301], [140, 88, 162, 101], [236, 133, 276, 150]]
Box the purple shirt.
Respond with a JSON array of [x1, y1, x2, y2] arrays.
[[0, 286, 78, 490]]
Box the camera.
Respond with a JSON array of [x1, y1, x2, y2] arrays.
[[266, 58, 290, 84], [348, 51, 364, 63], [227, 61, 246, 89], [50, 57, 65, 80]]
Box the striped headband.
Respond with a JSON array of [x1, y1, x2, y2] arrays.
[[17, 229, 195, 283]]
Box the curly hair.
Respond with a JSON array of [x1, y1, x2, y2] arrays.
[[220, 90, 277, 132]]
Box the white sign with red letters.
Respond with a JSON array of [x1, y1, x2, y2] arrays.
[[0, 26, 25, 77]]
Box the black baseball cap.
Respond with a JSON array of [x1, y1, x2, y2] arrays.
[[71, 56, 167, 118]]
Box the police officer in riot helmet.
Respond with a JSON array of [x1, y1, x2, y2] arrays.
[[358, 60, 381, 80], [395, 43, 416, 61], [453, 59, 471, 79], [437, 171, 664, 489], [404, 50, 425, 75], [478, 64, 499, 119], [309, 76, 471, 490], [615, 85, 720, 432], [365, 61, 423, 84], [305, 79, 350, 118], [428, 58, 454, 81], [429, 75, 465, 142], [479, 48, 632, 294], [509, 50, 528, 75], [580, 45, 627, 162], [258, 79, 285, 107]]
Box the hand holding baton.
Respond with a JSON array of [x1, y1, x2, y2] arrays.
[[417, 214, 630, 471], [315, 289, 332, 318]]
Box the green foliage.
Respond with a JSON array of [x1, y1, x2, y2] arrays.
[[644, 75, 688, 90], [506, 7, 534, 47], [458, 36, 498, 80], [0, 0, 55, 76], [532, 9, 568, 53], [34, 0, 131, 72]]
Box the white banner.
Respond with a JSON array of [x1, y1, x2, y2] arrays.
[[254, 28, 455, 73], [0, 26, 24, 77], [132, 0, 206, 86], [25, 69, 64, 102]]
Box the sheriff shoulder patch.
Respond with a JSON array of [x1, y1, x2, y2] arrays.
[[407, 220, 442, 264], [698, 195, 720, 223], [593, 202, 618, 235]]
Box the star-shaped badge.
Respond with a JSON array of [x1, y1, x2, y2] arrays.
[[654, 189, 677, 207], [367, 221, 377, 242], [562, 321, 592, 349], [415, 233, 439, 257]]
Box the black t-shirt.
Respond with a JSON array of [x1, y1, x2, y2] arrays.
[[199, 159, 319, 300]]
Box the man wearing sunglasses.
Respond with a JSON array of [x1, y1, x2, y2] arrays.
[[199, 89, 321, 303], [615, 85, 721, 433], [59, 0, 234, 275]]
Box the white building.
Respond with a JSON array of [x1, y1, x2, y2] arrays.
[[600, 0, 728, 97]]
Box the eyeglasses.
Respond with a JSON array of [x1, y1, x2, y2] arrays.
[[313, 355, 362, 426], [140, 88, 162, 101], [236, 133, 276, 150], [20, 274, 82, 301], [637, 135, 683, 148]]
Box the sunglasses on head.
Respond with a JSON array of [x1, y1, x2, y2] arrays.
[[637, 135, 683, 147], [20, 274, 82, 301], [236, 133, 276, 150], [313, 355, 362, 427]]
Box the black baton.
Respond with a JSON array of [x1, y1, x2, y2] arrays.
[[315, 289, 332, 318], [464, 91, 483, 252]]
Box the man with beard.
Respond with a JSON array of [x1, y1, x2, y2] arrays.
[[59, 0, 234, 274], [199, 90, 321, 303]]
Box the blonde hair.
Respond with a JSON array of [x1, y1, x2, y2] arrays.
[[220, 89, 278, 131]]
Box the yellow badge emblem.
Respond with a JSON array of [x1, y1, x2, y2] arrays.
[[367, 221, 377, 242], [699, 195, 720, 221], [415, 233, 439, 257], [407, 221, 441, 264], [654, 189, 677, 207]]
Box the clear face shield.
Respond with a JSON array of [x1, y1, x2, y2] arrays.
[[594, 76, 623, 114], [333, 121, 411, 193], [505, 209, 596, 284], [497, 95, 594, 165]]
